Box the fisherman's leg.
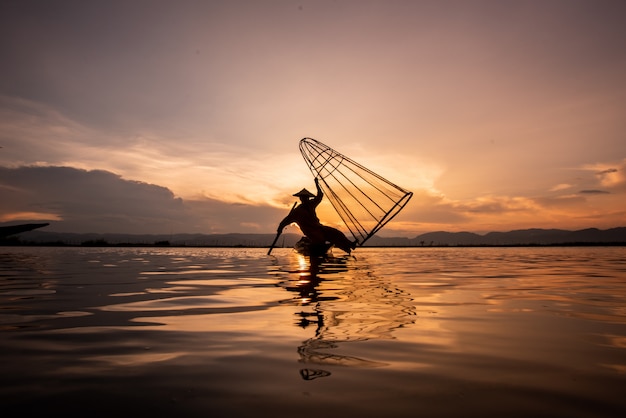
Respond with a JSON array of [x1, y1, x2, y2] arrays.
[[322, 226, 354, 253]]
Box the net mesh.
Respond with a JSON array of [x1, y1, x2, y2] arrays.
[[299, 137, 413, 245]]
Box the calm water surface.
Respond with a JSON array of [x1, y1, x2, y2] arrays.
[[1, 246, 625, 417]]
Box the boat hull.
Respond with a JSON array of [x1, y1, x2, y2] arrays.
[[293, 237, 333, 257], [0, 223, 49, 238]]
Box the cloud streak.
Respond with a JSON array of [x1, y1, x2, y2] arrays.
[[579, 190, 610, 195]]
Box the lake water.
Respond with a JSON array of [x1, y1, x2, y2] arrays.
[[1, 246, 625, 417]]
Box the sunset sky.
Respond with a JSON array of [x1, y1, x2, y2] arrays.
[[1, 0, 625, 236]]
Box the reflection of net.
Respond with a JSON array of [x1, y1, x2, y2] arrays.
[[280, 256, 416, 342], [298, 340, 387, 368], [313, 274, 416, 342], [299, 368, 331, 380], [276, 254, 416, 374], [300, 137, 413, 245], [291, 262, 416, 369]]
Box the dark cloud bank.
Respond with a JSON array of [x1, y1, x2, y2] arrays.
[[0, 166, 282, 234]]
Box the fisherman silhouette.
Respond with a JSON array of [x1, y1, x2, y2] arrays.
[[277, 178, 356, 254]]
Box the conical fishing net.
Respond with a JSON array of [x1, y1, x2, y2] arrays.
[[299, 137, 413, 245]]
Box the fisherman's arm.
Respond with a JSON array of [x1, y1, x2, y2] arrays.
[[277, 215, 291, 232], [313, 178, 323, 206], [277, 206, 298, 232]]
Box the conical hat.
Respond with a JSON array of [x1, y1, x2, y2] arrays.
[[293, 188, 315, 198]]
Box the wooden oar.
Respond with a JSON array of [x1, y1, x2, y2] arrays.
[[268, 201, 297, 255], [267, 232, 282, 256]]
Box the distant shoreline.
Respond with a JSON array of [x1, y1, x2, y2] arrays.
[[1, 241, 625, 248], [1, 227, 625, 248]]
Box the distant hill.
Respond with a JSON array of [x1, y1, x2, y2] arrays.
[[393, 227, 626, 246], [4, 227, 625, 247]]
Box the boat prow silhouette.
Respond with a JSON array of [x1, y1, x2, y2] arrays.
[[0, 223, 49, 238]]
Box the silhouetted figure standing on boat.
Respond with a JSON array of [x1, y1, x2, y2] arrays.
[[277, 178, 356, 254]]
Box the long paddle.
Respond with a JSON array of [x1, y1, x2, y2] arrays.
[[267, 201, 297, 255]]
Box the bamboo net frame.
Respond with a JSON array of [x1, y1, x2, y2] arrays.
[[300, 137, 413, 245]]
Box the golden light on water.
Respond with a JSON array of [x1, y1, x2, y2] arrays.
[[297, 253, 309, 274], [3, 245, 626, 416]]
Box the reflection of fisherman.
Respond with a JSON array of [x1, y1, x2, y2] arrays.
[[277, 178, 356, 254]]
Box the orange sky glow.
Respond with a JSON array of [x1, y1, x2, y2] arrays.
[[1, 1, 625, 236]]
